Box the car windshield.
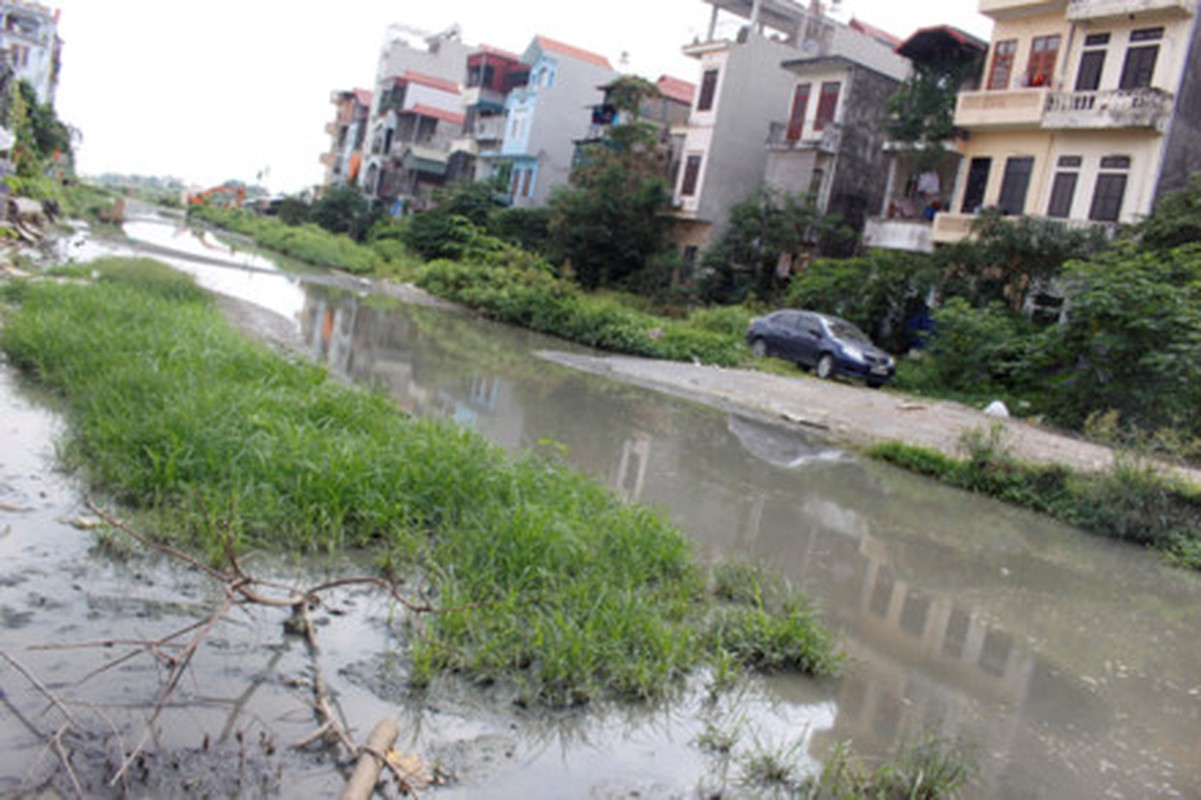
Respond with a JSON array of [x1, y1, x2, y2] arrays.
[[825, 318, 871, 343]]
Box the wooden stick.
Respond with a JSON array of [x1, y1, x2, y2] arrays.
[[339, 719, 399, 800]]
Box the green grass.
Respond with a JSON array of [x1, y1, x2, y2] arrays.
[[0, 258, 842, 705], [869, 427, 1201, 568]]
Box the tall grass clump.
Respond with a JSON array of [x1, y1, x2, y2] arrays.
[[0, 258, 840, 704], [869, 425, 1201, 567]]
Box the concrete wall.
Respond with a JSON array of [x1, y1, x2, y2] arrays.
[[826, 65, 902, 238], [520, 51, 614, 207], [696, 34, 800, 226], [1156, 13, 1201, 199]]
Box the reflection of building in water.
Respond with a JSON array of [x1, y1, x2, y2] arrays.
[[615, 434, 652, 502]]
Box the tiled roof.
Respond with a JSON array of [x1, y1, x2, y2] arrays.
[[410, 104, 466, 126], [353, 89, 373, 108], [535, 35, 612, 69], [396, 71, 461, 94], [656, 75, 696, 105]]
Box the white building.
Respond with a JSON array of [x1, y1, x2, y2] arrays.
[[0, 1, 61, 106]]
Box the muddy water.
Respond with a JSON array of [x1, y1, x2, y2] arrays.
[[3, 213, 1199, 797]]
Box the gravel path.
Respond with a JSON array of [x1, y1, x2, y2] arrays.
[[542, 352, 1201, 487]]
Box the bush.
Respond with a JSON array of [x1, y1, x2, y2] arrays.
[[922, 297, 1042, 392], [785, 250, 940, 352]]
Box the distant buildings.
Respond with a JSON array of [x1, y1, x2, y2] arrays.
[[0, 0, 61, 106], [320, 89, 372, 189]]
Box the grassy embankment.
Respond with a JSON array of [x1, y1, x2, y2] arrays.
[[0, 257, 841, 708], [188, 207, 1201, 569]]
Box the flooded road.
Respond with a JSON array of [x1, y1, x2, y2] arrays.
[[3, 212, 1200, 797]]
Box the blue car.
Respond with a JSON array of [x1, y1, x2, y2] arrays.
[[747, 310, 896, 388]]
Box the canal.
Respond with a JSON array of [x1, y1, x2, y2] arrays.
[[3, 210, 1198, 798]]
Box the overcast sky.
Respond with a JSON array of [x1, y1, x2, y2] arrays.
[[51, 0, 991, 194]]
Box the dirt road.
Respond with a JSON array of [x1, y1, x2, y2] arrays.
[[542, 352, 1201, 487]]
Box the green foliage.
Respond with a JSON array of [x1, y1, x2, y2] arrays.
[[276, 195, 311, 226], [701, 187, 853, 304], [936, 212, 1109, 308], [547, 102, 674, 289], [0, 258, 841, 704], [308, 185, 381, 241], [1041, 244, 1201, 433], [886, 53, 981, 172], [190, 205, 383, 274], [869, 428, 1201, 562], [923, 297, 1043, 392], [1133, 171, 1201, 252], [785, 250, 940, 352]]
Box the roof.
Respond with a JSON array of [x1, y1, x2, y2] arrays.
[[849, 18, 904, 49], [395, 71, 461, 94], [353, 88, 373, 108], [656, 75, 696, 105], [476, 44, 522, 62], [533, 35, 612, 69], [897, 26, 988, 65], [410, 104, 466, 126]]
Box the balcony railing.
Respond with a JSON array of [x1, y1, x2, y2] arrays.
[[1043, 88, 1173, 131], [766, 121, 842, 153], [954, 88, 1048, 128], [1066, 0, 1194, 20], [978, 0, 1064, 17], [473, 116, 506, 142]]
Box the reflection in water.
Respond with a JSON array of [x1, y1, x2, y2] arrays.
[[293, 285, 1201, 799]]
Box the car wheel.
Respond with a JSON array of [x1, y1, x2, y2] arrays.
[[750, 338, 767, 358], [816, 353, 835, 380]]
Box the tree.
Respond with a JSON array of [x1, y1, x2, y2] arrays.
[[308, 185, 380, 241], [546, 76, 673, 289], [886, 51, 981, 173], [700, 187, 851, 304], [1133, 171, 1201, 252]]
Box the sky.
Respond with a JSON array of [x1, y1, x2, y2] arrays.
[[51, 0, 992, 194]]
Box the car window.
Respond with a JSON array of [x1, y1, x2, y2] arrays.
[[825, 318, 871, 343]]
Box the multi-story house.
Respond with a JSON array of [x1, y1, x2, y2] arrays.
[[360, 28, 475, 212], [450, 46, 530, 183], [0, 1, 61, 106], [932, 0, 1201, 243], [671, 0, 909, 259], [319, 89, 372, 190], [363, 70, 465, 211], [482, 36, 616, 207], [574, 75, 696, 180]]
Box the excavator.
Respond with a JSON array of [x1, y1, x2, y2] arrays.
[[187, 184, 246, 209]]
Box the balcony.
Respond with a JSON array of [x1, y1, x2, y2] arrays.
[[472, 116, 507, 143], [766, 121, 842, 154], [1066, 0, 1194, 20], [954, 88, 1049, 129], [1043, 88, 1173, 131], [863, 219, 935, 253], [931, 212, 977, 244], [978, 0, 1066, 18]]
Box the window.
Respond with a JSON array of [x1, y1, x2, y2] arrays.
[[1089, 157, 1130, 222], [961, 157, 991, 213], [520, 168, 534, 198], [814, 82, 840, 131], [1047, 172, 1078, 218], [1025, 35, 1061, 87], [987, 39, 1017, 90], [998, 156, 1034, 215], [697, 69, 719, 111], [680, 155, 702, 197], [786, 83, 811, 141], [1075, 50, 1106, 92], [1120, 45, 1159, 89]]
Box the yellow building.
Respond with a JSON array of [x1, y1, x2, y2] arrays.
[[933, 0, 1201, 243]]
